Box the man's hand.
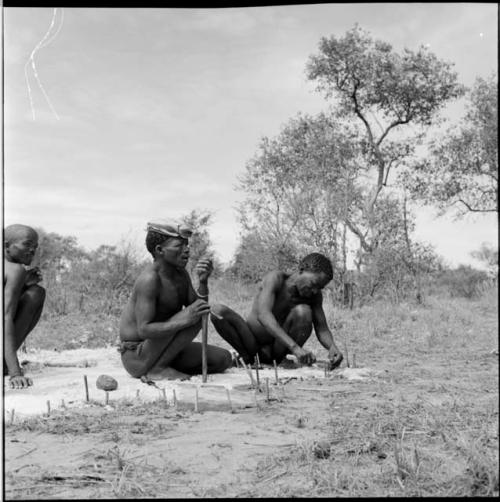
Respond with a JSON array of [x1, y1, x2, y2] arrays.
[[327, 344, 343, 370], [9, 375, 33, 389], [25, 267, 42, 287], [293, 346, 316, 366], [195, 258, 213, 283], [180, 299, 211, 326]]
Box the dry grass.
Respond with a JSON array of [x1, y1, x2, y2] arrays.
[[240, 283, 499, 497], [7, 280, 498, 498]]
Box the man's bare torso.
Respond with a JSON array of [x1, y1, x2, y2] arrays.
[[247, 271, 318, 342], [119, 263, 190, 342], [4, 260, 24, 286]]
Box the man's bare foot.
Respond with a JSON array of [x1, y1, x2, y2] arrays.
[[146, 366, 192, 381]]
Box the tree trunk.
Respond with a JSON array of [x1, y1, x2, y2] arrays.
[[403, 193, 423, 304]]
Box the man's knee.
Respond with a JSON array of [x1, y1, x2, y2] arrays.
[[23, 285, 46, 307], [287, 304, 312, 343], [210, 303, 230, 320], [208, 347, 232, 372], [291, 304, 312, 324], [219, 349, 232, 371]]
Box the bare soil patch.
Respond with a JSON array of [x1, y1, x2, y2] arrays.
[[4, 295, 499, 498]]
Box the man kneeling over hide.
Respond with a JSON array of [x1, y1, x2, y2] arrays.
[[119, 221, 232, 380], [210, 253, 343, 370]]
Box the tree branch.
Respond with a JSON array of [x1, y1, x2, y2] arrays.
[[345, 218, 372, 253], [376, 117, 411, 147], [351, 84, 374, 146], [455, 199, 498, 213], [383, 159, 394, 186]]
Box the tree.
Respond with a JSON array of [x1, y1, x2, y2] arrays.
[[35, 228, 88, 274], [180, 209, 222, 277], [236, 112, 364, 275], [471, 242, 498, 277], [306, 25, 465, 252], [352, 194, 439, 302], [229, 231, 298, 283], [403, 73, 498, 216]]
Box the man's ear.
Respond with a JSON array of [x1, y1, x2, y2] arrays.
[[154, 244, 164, 256]]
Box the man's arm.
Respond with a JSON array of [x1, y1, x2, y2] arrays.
[[4, 264, 27, 378], [135, 272, 209, 340], [256, 272, 313, 362], [186, 257, 213, 305], [311, 293, 343, 369]]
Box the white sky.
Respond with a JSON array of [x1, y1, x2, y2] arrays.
[[2, 4, 498, 267]]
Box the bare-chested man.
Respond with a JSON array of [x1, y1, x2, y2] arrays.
[[4, 224, 45, 389], [210, 253, 343, 370], [119, 221, 232, 380]]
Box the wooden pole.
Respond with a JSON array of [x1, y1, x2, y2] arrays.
[[83, 375, 89, 402], [255, 353, 261, 368], [105, 392, 109, 405], [173, 389, 177, 409], [254, 355, 260, 388], [46, 400, 51, 416], [10, 409, 15, 425], [226, 388, 233, 413], [273, 360, 279, 384], [201, 314, 208, 383], [343, 339, 350, 368], [265, 378, 270, 402], [194, 387, 199, 413], [239, 358, 256, 388]]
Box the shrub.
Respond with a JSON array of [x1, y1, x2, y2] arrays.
[[439, 265, 489, 299]]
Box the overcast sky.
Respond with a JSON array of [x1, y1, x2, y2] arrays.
[[3, 3, 498, 267]]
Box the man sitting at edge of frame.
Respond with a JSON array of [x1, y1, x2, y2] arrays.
[[4, 224, 45, 389]]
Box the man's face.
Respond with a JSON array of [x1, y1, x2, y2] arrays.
[[5, 230, 39, 266], [159, 237, 190, 268], [295, 270, 330, 298]]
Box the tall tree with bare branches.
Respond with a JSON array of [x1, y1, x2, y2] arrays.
[[306, 25, 465, 253]]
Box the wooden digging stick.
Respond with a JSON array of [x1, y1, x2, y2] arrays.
[[254, 355, 261, 388], [202, 313, 208, 383], [83, 375, 89, 402], [240, 358, 256, 388]]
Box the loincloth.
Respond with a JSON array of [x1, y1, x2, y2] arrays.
[[117, 341, 143, 354]]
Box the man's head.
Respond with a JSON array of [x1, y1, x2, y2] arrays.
[[295, 252, 333, 298], [4, 224, 39, 266], [145, 220, 193, 268]]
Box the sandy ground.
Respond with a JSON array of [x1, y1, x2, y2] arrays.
[[3, 347, 376, 418], [3, 345, 497, 498], [3, 348, 383, 499]]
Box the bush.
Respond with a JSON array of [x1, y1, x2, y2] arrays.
[[439, 265, 489, 299]]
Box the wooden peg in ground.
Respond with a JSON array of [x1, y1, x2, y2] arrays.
[[96, 374, 118, 405]]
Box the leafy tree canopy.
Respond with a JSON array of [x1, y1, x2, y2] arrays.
[[402, 73, 498, 216]]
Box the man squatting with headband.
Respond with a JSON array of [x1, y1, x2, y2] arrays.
[[119, 221, 232, 380]]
